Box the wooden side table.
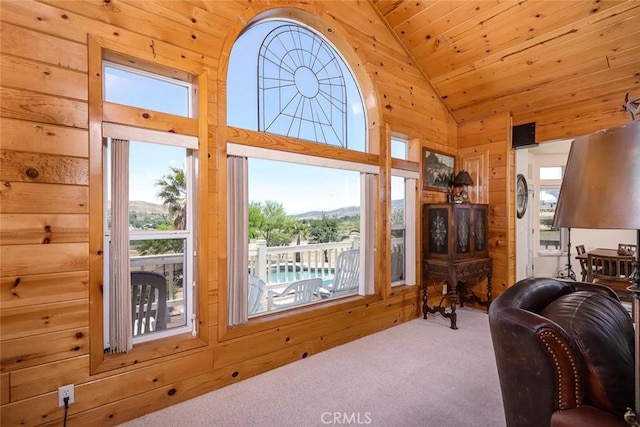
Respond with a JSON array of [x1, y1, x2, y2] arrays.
[[422, 257, 492, 330]]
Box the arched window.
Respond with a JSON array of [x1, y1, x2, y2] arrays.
[[226, 19, 373, 325], [228, 20, 366, 151]]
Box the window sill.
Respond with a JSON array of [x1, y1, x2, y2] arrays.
[[537, 250, 565, 257], [92, 332, 207, 375], [220, 293, 383, 342]]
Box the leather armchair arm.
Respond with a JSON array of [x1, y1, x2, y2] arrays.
[[551, 406, 629, 427], [489, 305, 584, 426]]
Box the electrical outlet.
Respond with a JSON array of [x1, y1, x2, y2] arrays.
[[58, 384, 74, 407]]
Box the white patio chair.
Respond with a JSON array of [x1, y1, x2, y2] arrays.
[[391, 250, 404, 282], [131, 271, 168, 336], [248, 274, 266, 315], [320, 249, 360, 298], [267, 278, 322, 311]]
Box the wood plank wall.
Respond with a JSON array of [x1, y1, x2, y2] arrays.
[[3, 0, 625, 424], [458, 114, 516, 301], [0, 1, 456, 425]]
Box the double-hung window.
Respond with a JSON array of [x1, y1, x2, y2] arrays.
[[391, 137, 417, 287], [102, 62, 198, 352]]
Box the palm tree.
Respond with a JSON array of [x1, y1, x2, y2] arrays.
[[156, 167, 186, 229], [291, 220, 310, 263]]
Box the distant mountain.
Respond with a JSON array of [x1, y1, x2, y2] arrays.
[[129, 201, 168, 214], [293, 199, 404, 219]]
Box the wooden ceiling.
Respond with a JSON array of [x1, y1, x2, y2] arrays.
[[370, 0, 640, 132]]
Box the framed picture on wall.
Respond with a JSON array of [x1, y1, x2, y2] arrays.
[[422, 148, 455, 192]]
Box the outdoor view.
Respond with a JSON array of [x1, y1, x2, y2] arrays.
[[539, 187, 561, 250], [103, 61, 194, 342], [538, 166, 563, 250], [104, 18, 408, 332]]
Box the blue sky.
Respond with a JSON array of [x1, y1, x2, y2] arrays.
[[105, 20, 404, 214]]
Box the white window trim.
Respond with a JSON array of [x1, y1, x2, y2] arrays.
[[391, 168, 418, 287], [103, 61, 194, 118], [227, 147, 378, 323], [103, 122, 198, 149], [102, 126, 198, 349]]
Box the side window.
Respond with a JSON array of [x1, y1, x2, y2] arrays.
[[538, 166, 565, 253], [391, 137, 417, 287], [102, 62, 197, 352]]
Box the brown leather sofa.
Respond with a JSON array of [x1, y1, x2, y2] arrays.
[[488, 277, 635, 427]]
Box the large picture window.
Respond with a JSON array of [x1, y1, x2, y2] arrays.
[[226, 19, 371, 325]]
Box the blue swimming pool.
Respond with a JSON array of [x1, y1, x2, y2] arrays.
[[268, 265, 334, 284]]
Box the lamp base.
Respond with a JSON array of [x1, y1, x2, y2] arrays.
[[557, 228, 576, 281]]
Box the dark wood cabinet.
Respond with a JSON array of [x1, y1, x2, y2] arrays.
[[423, 203, 489, 261], [422, 203, 492, 329]]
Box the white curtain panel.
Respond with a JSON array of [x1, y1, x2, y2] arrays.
[[110, 138, 133, 353], [227, 156, 249, 326], [360, 173, 376, 295]]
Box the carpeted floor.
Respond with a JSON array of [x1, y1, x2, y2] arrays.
[[123, 307, 505, 427]]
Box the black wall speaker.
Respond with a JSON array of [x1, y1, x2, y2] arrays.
[[512, 122, 537, 149]]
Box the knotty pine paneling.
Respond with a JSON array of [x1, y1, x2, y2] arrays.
[[1, 327, 89, 372], [0, 118, 88, 158], [0, 23, 88, 72], [0, 372, 9, 404], [0, 213, 88, 245], [1, 55, 88, 101], [0, 271, 89, 309], [0, 300, 88, 341], [0, 87, 88, 129], [0, 243, 89, 277], [458, 114, 514, 298], [0, 151, 88, 186], [38, 0, 224, 57], [371, 0, 639, 139], [2, 349, 214, 427], [0, 182, 88, 214], [1, 0, 452, 425], [10, 356, 92, 401]]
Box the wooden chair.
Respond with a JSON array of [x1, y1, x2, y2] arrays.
[[267, 278, 322, 311], [131, 271, 168, 336], [618, 243, 637, 256], [587, 253, 634, 301], [575, 244, 589, 282]]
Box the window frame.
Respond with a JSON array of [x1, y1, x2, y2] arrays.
[[88, 38, 208, 374], [227, 142, 377, 319], [390, 169, 418, 287], [536, 164, 567, 255], [102, 134, 197, 348]]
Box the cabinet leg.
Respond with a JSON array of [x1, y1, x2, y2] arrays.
[[449, 282, 458, 330]]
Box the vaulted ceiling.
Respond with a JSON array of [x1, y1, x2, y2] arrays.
[[370, 0, 640, 131]]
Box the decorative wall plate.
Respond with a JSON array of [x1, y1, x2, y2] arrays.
[[516, 174, 528, 219]]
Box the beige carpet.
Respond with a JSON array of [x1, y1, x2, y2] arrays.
[[123, 307, 505, 427]]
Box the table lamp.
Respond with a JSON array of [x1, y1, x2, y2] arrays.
[[553, 118, 640, 425], [453, 170, 473, 203]]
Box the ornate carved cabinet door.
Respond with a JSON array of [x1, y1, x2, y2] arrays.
[[423, 203, 489, 261]]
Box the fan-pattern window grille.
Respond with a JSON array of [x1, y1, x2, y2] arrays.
[[258, 24, 348, 147]]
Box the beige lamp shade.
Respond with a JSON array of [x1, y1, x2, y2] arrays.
[[553, 120, 640, 230]]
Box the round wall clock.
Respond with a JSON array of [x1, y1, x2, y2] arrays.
[[516, 174, 528, 219]]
